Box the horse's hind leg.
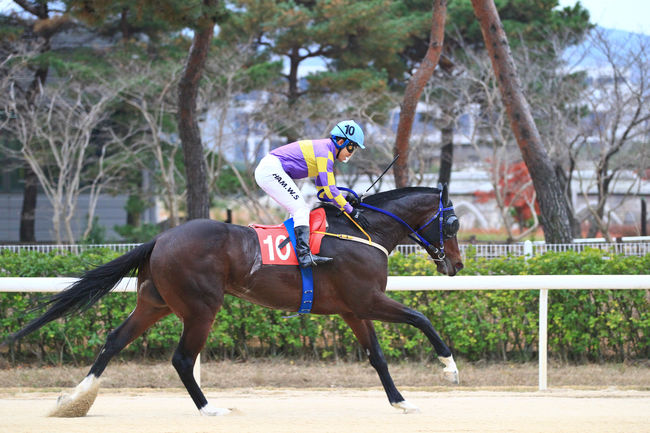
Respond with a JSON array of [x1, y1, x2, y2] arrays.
[[50, 279, 171, 417], [341, 313, 419, 414], [358, 294, 459, 384], [171, 315, 230, 416], [89, 280, 171, 378]]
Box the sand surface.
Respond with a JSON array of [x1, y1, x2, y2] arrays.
[[1, 388, 648, 433]]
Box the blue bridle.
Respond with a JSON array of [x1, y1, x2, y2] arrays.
[[318, 187, 456, 260]]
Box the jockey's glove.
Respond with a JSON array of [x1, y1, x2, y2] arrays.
[[345, 193, 360, 207], [349, 208, 370, 231]]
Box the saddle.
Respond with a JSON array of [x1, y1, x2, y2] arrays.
[[250, 208, 328, 265]]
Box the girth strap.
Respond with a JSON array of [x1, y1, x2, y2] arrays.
[[282, 218, 314, 315]]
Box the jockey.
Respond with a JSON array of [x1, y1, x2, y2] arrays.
[[254, 120, 370, 268]]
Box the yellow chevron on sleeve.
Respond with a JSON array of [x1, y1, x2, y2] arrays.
[[334, 194, 347, 208], [321, 185, 334, 199], [320, 186, 346, 210], [315, 155, 329, 174], [326, 171, 336, 185], [299, 140, 318, 177]]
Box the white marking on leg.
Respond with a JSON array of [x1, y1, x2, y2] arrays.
[[391, 400, 421, 414], [440, 355, 459, 384], [199, 402, 231, 416], [48, 374, 101, 417], [72, 375, 96, 396]]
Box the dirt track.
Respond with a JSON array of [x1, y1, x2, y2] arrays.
[[1, 388, 649, 433]]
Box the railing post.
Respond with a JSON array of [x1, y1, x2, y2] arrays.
[[539, 289, 548, 391], [524, 240, 547, 390], [523, 240, 533, 259]]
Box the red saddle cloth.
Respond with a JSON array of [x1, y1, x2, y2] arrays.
[[249, 208, 328, 265]]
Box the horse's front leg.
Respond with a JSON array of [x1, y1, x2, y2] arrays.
[[340, 313, 420, 414], [357, 293, 459, 385], [403, 306, 459, 384]]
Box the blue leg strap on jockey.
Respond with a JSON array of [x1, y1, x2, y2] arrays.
[[283, 217, 314, 315]]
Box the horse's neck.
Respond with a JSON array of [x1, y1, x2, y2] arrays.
[[367, 195, 438, 251], [385, 194, 436, 226]]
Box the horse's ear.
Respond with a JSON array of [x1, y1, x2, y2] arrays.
[[441, 183, 449, 205]]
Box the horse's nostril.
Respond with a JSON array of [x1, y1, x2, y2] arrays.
[[456, 262, 464, 270]]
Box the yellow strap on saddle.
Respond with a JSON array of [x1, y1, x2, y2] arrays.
[[314, 212, 388, 257], [313, 231, 389, 257], [342, 210, 372, 241], [313, 210, 388, 256]]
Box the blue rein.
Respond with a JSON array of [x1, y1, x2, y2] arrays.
[[318, 187, 453, 260]]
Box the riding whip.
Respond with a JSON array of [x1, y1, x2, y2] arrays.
[[361, 154, 399, 199]]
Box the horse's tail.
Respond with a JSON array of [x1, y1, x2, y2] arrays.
[[5, 240, 157, 344]]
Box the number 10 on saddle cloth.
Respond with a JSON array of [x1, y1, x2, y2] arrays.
[[249, 208, 327, 266]]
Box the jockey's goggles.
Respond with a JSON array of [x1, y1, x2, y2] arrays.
[[345, 142, 358, 153], [332, 135, 359, 151]]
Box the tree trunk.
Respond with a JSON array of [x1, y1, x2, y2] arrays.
[[20, 65, 48, 243], [393, 0, 447, 188], [120, 7, 131, 42], [438, 124, 453, 186], [177, 9, 215, 221], [471, 0, 573, 243], [284, 48, 301, 143], [288, 47, 300, 107], [554, 161, 580, 237], [19, 3, 52, 242], [19, 163, 37, 242]]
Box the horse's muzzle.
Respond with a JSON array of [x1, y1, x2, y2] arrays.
[[438, 256, 464, 276]]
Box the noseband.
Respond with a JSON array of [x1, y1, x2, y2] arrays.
[[320, 188, 456, 261]]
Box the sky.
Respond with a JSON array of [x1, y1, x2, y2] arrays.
[[1, 0, 648, 36], [558, 0, 650, 35]]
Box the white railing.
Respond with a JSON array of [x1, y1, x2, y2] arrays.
[[3, 239, 650, 259], [1, 275, 648, 391], [396, 240, 650, 259], [0, 244, 141, 254]]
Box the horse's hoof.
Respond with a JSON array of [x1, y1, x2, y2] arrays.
[[443, 367, 459, 384], [48, 374, 100, 417], [391, 400, 421, 414], [200, 403, 231, 416]]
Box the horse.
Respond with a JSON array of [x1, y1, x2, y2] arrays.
[[3, 185, 464, 416]]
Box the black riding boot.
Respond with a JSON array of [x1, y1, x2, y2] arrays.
[[294, 225, 332, 268]]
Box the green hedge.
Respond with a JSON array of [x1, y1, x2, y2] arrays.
[[1, 247, 648, 365]]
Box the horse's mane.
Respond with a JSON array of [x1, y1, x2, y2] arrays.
[[314, 186, 441, 215], [361, 186, 440, 206]]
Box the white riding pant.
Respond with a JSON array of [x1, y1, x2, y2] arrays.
[[254, 154, 310, 227]]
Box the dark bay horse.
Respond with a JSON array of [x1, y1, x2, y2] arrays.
[[5, 185, 464, 416]]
